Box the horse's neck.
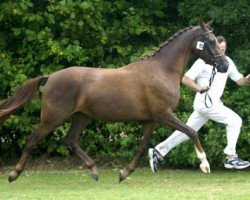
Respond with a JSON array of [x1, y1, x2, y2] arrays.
[[154, 27, 200, 75]]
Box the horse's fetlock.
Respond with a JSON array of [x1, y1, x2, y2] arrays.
[[127, 166, 135, 173], [15, 164, 23, 174], [87, 161, 96, 169]]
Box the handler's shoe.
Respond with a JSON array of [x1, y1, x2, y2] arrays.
[[148, 148, 160, 173], [224, 155, 250, 169]]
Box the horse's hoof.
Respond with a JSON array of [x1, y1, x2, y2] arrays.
[[119, 170, 126, 182], [200, 167, 210, 173], [8, 171, 18, 183], [90, 173, 98, 181], [200, 162, 211, 173]]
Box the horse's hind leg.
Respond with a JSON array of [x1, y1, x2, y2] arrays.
[[63, 113, 98, 181], [161, 112, 210, 173], [119, 122, 155, 182], [8, 123, 59, 182], [8, 100, 73, 182]]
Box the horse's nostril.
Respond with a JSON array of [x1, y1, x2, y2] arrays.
[[217, 62, 229, 73]]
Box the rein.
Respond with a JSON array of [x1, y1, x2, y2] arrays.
[[204, 65, 216, 108]]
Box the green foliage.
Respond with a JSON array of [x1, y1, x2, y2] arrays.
[[0, 0, 249, 169]]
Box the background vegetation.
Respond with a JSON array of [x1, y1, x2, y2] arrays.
[[0, 0, 249, 169]]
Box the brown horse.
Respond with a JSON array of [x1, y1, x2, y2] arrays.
[[0, 20, 228, 182]]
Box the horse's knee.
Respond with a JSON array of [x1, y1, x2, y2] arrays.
[[64, 137, 77, 151], [186, 129, 199, 141]]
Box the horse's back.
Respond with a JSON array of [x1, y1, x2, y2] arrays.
[[42, 66, 152, 121]]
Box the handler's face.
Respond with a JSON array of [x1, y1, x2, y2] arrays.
[[219, 42, 227, 54]]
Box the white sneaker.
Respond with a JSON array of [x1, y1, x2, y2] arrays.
[[148, 148, 160, 173], [224, 155, 250, 169]]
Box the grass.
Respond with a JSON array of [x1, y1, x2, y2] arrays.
[[0, 168, 250, 200]]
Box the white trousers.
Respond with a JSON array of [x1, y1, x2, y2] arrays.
[[155, 102, 242, 157]]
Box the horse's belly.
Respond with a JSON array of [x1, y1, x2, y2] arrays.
[[79, 95, 151, 122], [84, 107, 150, 122]]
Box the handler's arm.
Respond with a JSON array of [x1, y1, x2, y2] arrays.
[[181, 76, 208, 93], [236, 74, 250, 86]]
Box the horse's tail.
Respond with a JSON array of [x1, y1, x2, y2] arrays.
[[0, 76, 49, 124]]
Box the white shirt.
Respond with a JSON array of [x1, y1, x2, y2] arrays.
[[185, 57, 243, 107]]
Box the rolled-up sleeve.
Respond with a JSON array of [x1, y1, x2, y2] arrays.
[[227, 57, 243, 82], [185, 59, 205, 80]]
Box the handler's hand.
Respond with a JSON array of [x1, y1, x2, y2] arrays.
[[200, 86, 210, 94], [246, 74, 250, 84]]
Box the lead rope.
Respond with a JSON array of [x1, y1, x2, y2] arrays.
[[204, 65, 216, 108]]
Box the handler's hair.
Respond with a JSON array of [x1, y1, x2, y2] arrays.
[[216, 36, 227, 45]]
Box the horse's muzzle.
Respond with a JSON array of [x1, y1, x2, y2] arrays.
[[217, 60, 229, 73]]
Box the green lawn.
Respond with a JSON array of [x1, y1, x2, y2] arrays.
[[0, 168, 249, 200]]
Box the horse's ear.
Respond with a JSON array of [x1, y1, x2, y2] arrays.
[[206, 20, 214, 28], [199, 19, 206, 31]]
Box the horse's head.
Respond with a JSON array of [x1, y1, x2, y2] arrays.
[[194, 20, 229, 73]]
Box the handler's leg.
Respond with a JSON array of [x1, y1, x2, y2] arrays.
[[156, 110, 208, 157], [154, 112, 210, 173], [204, 104, 241, 155], [204, 103, 249, 169], [149, 111, 208, 173]]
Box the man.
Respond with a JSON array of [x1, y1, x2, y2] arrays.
[[149, 36, 250, 172]]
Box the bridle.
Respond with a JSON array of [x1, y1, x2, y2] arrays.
[[197, 29, 225, 108]]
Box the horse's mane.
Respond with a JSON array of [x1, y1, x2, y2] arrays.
[[140, 26, 195, 60]]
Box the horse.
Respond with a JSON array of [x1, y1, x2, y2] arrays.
[[0, 20, 228, 183]]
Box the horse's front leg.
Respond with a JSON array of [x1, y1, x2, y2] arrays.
[[161, 113, 210, 173], [119, 122, 155, 182]]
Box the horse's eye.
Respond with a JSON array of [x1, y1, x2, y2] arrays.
[[209, 39, 215, 45], [212, 39, 217, 45]]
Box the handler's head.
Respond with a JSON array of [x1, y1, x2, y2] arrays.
[[216, 36, 227, 54]]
